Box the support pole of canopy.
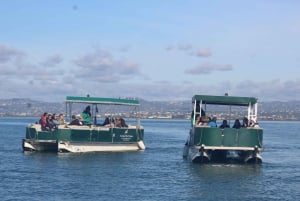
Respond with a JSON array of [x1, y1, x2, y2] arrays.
[[247, 102, 251, 121], [229, 105, 232, 125], [200, 100, 203, 116], [192, 100, 196, 126]]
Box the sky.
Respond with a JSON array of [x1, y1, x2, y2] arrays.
[[1, 0, 300, 102]]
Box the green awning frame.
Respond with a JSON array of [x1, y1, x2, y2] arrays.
[[65, 96, 140, 106], [192, 95, 258, 106]]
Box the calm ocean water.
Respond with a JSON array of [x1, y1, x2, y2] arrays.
[[0, 117, 299, 201]]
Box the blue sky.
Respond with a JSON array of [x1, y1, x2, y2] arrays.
[[1, 0, 300, 102]]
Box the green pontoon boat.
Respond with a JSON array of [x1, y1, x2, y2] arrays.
[[23, 96, 145, 153], [183, 94, 263, 163]]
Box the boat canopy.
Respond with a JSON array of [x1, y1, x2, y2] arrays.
[[65, 96, 140, 106], [192, 95, 257, 106]]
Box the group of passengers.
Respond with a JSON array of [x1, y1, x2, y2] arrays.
[[101, 117, 128, 127], [69, 106, 92, 126], [39, 112, 65, 131], [195, 115, 217, 127], [64, 105, 128, 128], [231, 117, 259, 129], [196, 115, 259, 129]]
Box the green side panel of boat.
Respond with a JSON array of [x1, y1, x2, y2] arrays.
[[25, 127, 58, 140], [56, 129, 73, 141], [222, 128, 238, 146], [70, 129, 92, 141], [194, 127, 223, 146], [25, 127, 36, 139], [25, 126, 144, 143], [237, 128, 263, 147], [193, 127, 263, 148], [90, 129, 113, 142], [112, 128, 138, 142]]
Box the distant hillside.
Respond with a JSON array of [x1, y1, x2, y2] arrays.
[[139, 99, 190, 112], [0, 98, 191, 116], [0, 98, 64, 116], [1, 98, 300, 120]]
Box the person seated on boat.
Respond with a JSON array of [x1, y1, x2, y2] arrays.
[[120, 118, 128, 127], [102, 117, 115, 126], [232, 119, 241, 129], [102, 117, 110, 126], [45, 113, 55, 131], [253, 122, 260, 128], [39, 112, 50, 131], [208, 116, 217, 127], [47, 113, 59, 131], [191, 108, 206, 125], [195, 115, 201, 125], [242, 117, 249, 127], [199, 116, 209, 126], [219, 119, 230, 129], [81, 105, 92, 125], [51, 113, 60, 128], [69, 114, 83, 126], [115, 118, 128, 127], [249, 119, 260, 128], [58, 113, 65, 125]]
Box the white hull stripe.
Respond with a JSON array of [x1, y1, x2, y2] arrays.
[[58, 141, 145, 153]]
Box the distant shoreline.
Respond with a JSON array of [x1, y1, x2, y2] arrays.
[[0, 115, 299, 121]]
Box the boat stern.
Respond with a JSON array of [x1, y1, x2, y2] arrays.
[[186, 127, 263, 163]]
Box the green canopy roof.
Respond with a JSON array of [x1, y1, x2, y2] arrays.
[[192, 95, 258, 106], [65, 96, 140, 106]]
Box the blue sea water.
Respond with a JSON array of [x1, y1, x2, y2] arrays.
[[0, 117, 299, 201]]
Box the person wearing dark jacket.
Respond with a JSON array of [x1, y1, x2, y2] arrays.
[[219, 119, 230, 129], [232, 119, 241, 129], [69, 115, 82, 126]]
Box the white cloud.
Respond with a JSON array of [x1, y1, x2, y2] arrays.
[[191, 48, 212, 57], [1, 44, 300, 102], [185, 63, 233, 74], [0, 44, 24, 63], [73, 49, 142, 83], [40, 54, 64, 67], [177, 44, 193, 51], [0, 48, 37, 80], [166, 44, 212, 58]]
